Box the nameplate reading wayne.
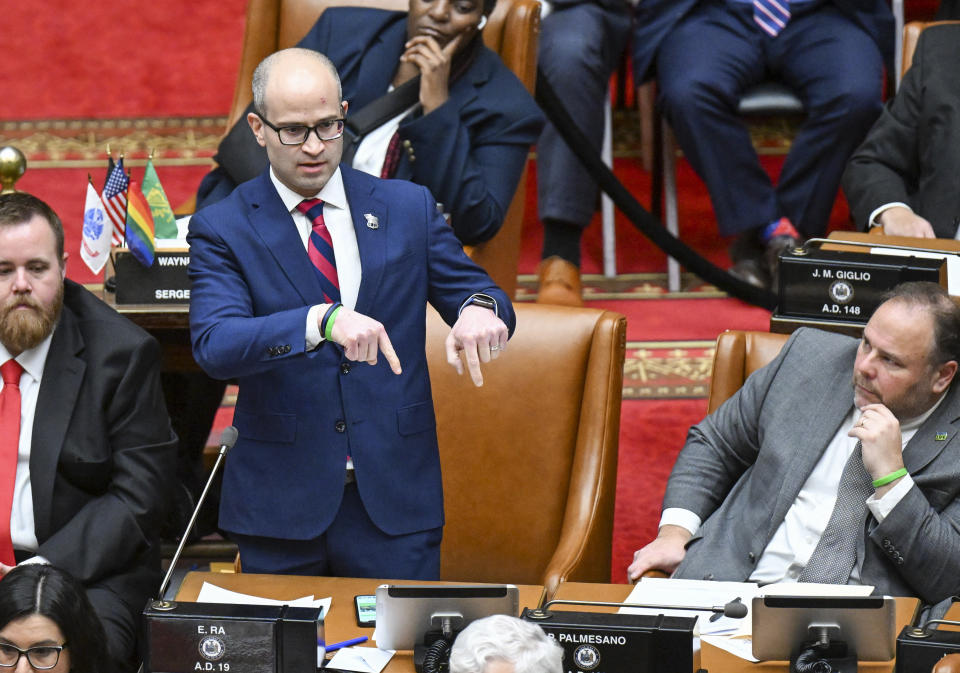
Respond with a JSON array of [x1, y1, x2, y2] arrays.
[[114, 249, 192, 305]]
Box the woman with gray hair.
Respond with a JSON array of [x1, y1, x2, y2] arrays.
[[449, 615, 563, 673]]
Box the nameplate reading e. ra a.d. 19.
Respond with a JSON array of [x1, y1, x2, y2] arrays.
[[110, 248, 191, 304], [776, 248, 946, 324]]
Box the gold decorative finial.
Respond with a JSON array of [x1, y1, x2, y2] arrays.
[[0, 146, 27, 194]]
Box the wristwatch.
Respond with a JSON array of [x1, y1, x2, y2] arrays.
[[463, 293, 498, 314]]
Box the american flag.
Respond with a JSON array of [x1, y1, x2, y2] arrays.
[[102, 158, 129, 246]]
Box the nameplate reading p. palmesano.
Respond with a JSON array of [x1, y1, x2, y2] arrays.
[[521, 608, 697, 673], [776, 248, 946, 324], [113, 248, 191, 304]]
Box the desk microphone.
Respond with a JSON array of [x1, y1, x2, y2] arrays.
[[156, 425, 237, 602], [528, 597, 749, 619]]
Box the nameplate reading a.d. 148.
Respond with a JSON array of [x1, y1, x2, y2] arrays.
[[777, 249, 946, 323]]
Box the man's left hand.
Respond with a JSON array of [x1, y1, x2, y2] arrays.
[[445, 305, 508, 387], [850, 403, 905, 493]]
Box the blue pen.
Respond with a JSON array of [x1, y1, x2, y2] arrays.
[[323, 636, 369, 653]]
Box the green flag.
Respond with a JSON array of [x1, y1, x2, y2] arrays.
[[142, 159, 178, 239]]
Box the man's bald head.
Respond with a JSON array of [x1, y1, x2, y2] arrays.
[[252, 48, 343, 118]]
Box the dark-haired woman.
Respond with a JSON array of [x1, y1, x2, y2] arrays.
[[0, 565, 107, 673]]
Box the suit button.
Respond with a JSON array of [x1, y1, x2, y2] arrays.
[[748, 552, 756, 563], [403, 139, 412, 149], [335, 420, 346, 433], [704, 574, 714, 581], [341, 363, 351, 375], [283, 345, 291, 353]]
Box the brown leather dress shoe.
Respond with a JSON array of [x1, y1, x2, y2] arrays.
[[537, 256, 583, 307]]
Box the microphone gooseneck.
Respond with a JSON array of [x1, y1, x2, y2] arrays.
[[155, 426, 239, 602]]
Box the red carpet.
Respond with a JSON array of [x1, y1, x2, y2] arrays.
[[0, 0, 945, 583]]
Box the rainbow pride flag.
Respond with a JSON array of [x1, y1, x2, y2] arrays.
[[125, 179, 156, 267]]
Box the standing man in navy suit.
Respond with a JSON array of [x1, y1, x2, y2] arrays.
[[188, 48, 515, 579]]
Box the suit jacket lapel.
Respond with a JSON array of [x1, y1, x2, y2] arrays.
[[903, 381, 960, 472], [341, 166, 388, 314], [244, 170, 325, 305], [351, 19, 406, 110], [30, 306, 85, 539]]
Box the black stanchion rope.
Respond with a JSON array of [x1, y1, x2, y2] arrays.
[[534, 68, 778, 310]]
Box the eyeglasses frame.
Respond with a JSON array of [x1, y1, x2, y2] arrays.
[[255, 113, 346, 145], [0, 643, 68, 670]]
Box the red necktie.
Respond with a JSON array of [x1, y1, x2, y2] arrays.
[[0, 359, 24, 566], [380, 131, 403, 179], [296, 199, 341, 303]]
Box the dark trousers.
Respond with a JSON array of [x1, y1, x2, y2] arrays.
[[231, 482, 442, 579], [536, 0, 632, 229], [656, 0, 885, 238]]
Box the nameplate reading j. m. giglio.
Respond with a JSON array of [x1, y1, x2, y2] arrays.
[[777, 249, 946, 323], [114, 249, 191, 304]]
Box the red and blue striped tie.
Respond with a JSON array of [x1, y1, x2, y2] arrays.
[[297, 199, 341, 303], [753, 0, 790, 36]]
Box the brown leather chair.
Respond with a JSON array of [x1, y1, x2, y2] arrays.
[[191, 0, 541, 298], [426, 303, 626, 600], [934, 654, 960, 673], [707, 329, 790, 414]]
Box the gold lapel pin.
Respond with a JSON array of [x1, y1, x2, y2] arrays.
[[935, 432, 948, 441]]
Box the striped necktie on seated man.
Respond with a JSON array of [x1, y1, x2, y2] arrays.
[[754, 0, 791, 37], [297, 198, 341, 303]]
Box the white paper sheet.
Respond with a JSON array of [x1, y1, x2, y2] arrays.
[[326, 647, 395, 673], [195, 581, 331, 616], [620, 578, 760, 635]]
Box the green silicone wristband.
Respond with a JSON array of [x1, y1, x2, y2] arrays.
[[324, 305, 342, 341], [872, 468, 908, 488]]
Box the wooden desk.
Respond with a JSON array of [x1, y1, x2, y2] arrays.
[[551, 583, 919, 673], [175, 572, 546, 673]]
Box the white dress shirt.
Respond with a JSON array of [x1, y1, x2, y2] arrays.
[[268, 167, 361, 349], [351, 96, 418, 178], [660, 396, 945, 584], [1, 335, 55, 558]]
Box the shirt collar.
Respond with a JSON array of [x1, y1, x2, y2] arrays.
[[269, 166, 348, 214], [0, 329, 55, 385]]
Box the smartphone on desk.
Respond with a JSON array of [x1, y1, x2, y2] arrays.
[[354, 594, 377, 627]]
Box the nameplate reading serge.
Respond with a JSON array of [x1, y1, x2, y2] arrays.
[[776, 249, 946, 323], [113, 248, 191, 304]]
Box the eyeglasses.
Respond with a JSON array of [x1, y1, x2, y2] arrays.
[[256, 114, 346, 145], [0, 643, 67, 670]]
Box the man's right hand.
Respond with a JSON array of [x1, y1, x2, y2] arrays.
[[627, 524, 691, 582], [327, 308, 402, 375], [877, 206, 936, 238]]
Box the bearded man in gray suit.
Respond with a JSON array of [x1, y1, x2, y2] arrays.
[[628, 282, 960, 604]]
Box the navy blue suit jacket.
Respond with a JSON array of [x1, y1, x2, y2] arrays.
[[631, 0, 894, 84], [188, 165, 515, 539]]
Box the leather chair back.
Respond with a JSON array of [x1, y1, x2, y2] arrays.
[[224, 0, 542, 297], [707, 330, 789, 414], [901, 20, 960, 79], [426, 303, 626, 599]]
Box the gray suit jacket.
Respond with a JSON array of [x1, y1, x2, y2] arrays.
[[668, 328, 960, 603]]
